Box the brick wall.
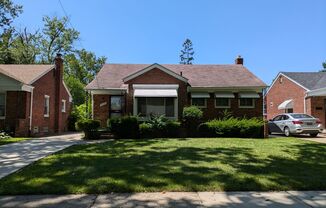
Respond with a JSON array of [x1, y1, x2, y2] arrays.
[[30, 68, 71, 136], [194, 93, 263, 120], [308, 96, 326, 126], [125, 67, 188, 119], [93, 94, 110, 127], [266, 75, 307, 120]]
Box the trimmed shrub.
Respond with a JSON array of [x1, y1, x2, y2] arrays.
[[198, 117, 264, 138], [139, 115, 181, 138], [76, 119, 101, 139], [108, 116, 139, 139], [182, 106, 203, 137], [139, 123, 154, 138]]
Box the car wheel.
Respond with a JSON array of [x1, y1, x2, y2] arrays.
[[284, 127, 291, 137], [310, 133, 318, 137]]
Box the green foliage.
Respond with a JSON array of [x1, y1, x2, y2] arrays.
[[0, 0, 22, 30], [108, 116, 139, 139], [182, 106, 203, 137], [75, 119, 100, 140], [64, 76, 85, 106], [198, 117, 264, 138], [139, 115, 181, 138], [68, 104, 88, 131], [321, 61, 326, 72], [0, 131, 11, 140], [180, 38, 194, 64], [40, 16, 79, 63]]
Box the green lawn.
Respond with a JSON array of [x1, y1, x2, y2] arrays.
[[0, 137, 29, 146], [0, 137, 325, 194]]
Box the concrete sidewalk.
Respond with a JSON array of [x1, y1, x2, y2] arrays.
[[0, 133, 84, 179], [0, 191, 325, 208]]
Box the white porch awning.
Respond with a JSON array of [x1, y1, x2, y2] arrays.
[[278, 99, 293, 110], [134, 89, 177, 97], [191, 92, 210, 98], [238, 92, 260, 98], [215, 92, 235, 98]]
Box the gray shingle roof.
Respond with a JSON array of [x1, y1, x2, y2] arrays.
[[86, 63, 267, 89], [282, 72, 326, 90]]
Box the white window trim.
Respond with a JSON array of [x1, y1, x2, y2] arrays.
[[44, 95, 50, 117], [133, 97, 178, 120], [215, 98, 231, 108], [61, 99, 66, 113], [191, 98, 207, 108], [238, 98, 255, 108], [0, 92, 6, 119]]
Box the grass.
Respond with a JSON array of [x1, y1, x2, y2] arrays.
[[0, 137, 325, 194], [0, 137, 29, 146]]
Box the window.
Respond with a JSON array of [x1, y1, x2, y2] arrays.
[[61, 100, 66, 113], [191, 98, 206, 108], [44, 95, 50, 117], [285, 108, 293, 113], [239, 98, 254, 108], [0, 93, 5, 118], [273, 115, 283, 121], [215, 98, 230, 108], [137, 97, 175, 118]]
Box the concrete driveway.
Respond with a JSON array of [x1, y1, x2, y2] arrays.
[[0, 133, 83, 179], [269, 132, 326, 144]]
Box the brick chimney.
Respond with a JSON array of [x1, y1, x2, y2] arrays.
[[54, 53, 63, 133], [235, 55, 244, 65]]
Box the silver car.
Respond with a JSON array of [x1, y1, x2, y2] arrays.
[[268, 113, 324, 137]]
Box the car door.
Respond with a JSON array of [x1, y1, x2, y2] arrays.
[[268, 115, 283, 133], [278, 115, 289, 132]]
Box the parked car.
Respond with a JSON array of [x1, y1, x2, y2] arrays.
[[268, 113, 324, 137]]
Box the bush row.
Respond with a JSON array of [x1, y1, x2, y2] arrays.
[[198, 117, 264, 138]]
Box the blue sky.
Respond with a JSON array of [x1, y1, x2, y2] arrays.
[[13, 0, 326, 85]]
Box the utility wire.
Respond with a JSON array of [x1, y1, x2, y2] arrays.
[[58, 0, 84, 49]]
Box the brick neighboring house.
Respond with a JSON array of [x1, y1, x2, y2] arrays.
[[0, 54, 72, 136], [86, 56, 267, 126], [265, 72, 326, 126]]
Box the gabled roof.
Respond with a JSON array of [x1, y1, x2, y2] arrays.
[[123, 63, 188, 83], [0, 64, 54, 84], [281, 72, 326, 90], [86, 63, 267, 90]]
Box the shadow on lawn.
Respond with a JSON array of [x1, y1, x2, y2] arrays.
[[0, 139, 326, 194]]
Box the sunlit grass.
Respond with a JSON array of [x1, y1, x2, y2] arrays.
[[0, 137, 29, 146], [0, 137, 325, 194]]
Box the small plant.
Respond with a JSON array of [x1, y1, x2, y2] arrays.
[[76, 119, 101, 140], [0, 131, 11, 140], [139, 115, 181, 138]]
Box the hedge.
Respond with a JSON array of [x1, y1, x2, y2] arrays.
[[108, 116, 139, 139], [198, 117, 264, 138], [75, 119, 101, 140]]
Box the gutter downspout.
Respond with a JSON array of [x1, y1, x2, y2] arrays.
[[29, 88, 34, 135], [303, 92, 308, 114]]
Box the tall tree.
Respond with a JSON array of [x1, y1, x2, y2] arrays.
[[0, 0, 22, 32], [180, 38, 194, 64], [321, 61, 326, 72], [10, 28, 41, 64], [40, 16, 79, 63], [0, 28, 15, 63], [64, 49, 106, 105]]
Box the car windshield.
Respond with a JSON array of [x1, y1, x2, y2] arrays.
[[291, 114, 313, 119]]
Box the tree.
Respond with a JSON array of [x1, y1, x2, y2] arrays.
[[0, 28, 15, 63], [10, 28, 41, 64], [0, 0, 22, 32], [40, 16, 79, 63], [321, 61, 326, 72], [180, 38, 194, 64], [64, 49, 107, 105]]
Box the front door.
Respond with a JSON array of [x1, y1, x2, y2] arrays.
[[109, 95, 124, 118]]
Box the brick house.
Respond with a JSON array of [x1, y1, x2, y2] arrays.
[[86, 56, 266, 126], [0, 54, 72, 136], [265, 72, 326, 126]]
